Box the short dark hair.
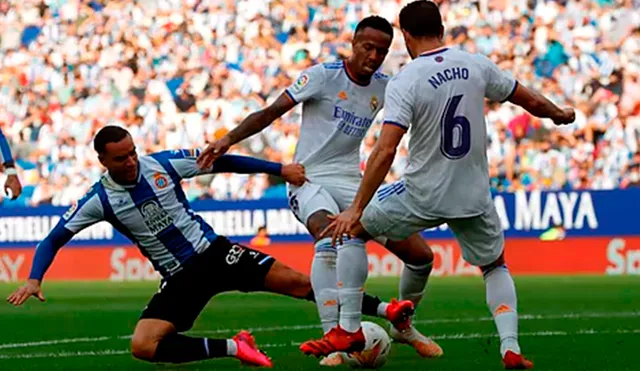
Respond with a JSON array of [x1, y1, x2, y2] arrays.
[[399, 0, 443, 39], [354, 15, 393, 39], [94, 125, 130, 154]]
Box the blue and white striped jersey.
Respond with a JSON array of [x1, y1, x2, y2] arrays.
[[29, 150, 282, 280]]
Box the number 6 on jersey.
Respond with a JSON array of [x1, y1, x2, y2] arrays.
[[440, 94, 471, 159]]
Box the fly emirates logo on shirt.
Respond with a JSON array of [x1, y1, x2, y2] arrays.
[[332, 106, 374, 138]]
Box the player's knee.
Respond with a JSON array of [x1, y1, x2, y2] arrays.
[[130, 335, 157, 362], [264, 261, 311, 299], [286, 269, 312, 298], [307, 210, 333, 240], [480, 253, 506, 274], [387, 234, 433, 266]]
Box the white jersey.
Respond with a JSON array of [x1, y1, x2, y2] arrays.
[[285, 61, 389, 181], [383, 47, 517, 218]]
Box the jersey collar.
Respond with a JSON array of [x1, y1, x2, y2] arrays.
[[343, 60, 371, 87], [102, 162, 141, 191], [419, 47, 449, 58]]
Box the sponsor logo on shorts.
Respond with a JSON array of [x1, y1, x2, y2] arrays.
[[226, 244, 246, 265]]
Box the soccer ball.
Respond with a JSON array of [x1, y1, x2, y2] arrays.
[[343, 322, 391, 369]]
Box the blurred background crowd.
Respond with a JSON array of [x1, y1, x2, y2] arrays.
[[0, 0, 639, 207]]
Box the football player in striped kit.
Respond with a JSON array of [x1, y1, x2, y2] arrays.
[[8, 126, 424, 367]]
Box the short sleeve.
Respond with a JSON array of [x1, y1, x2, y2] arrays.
[[382, 75, 414, 130], [151, 149, 204, 179], [475, 54, 518, 103], [284, 64, 326, 104], [61, 190, 104, 233]]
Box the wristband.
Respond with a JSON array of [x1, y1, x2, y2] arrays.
[[5, 167, 17, 176]]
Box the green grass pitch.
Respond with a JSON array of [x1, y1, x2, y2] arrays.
[[0, 276, 639, 370]]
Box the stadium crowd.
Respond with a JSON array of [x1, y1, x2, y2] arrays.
[[0, 0, 639, 207]]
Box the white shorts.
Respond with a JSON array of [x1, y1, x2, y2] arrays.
[[287, 180, 388, 245], [287, 181, 357, 225], [361, 180, 504, 267]]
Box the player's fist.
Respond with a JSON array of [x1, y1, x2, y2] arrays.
[[281, 163, 306, 186], [553, 107, 575, 126], [197, 136, 232, 169], [7, 279, 45, 306], [4, 174, 22, 200]]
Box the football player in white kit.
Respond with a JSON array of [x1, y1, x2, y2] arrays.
[[197, 16, 443, 365], [319, 1, 576, 369]]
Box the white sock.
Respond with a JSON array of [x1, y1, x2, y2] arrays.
[[337, 238, 368, 333], [377, 302, 389, 318], [311, 238, 339, 334], [400, 262, 432, 310], [484, 264, 521, 357], [226, 339, 238, 356]]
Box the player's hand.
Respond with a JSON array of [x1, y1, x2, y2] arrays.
[[320, 207, 363, 247], [4, 174, 22, 200], [7, 279, 45, 306], [552, 107, 575, 126], [197, 136, 232, 169], [281, 163, 306, 186]]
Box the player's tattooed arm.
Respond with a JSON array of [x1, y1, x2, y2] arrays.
[[197, 93, 297, 169], [226, 93, 297, 145], [508, 83, 575, 126]]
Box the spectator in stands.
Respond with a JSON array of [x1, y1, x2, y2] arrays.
[[250, 226, 271, 247]]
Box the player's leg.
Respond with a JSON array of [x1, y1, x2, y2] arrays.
[[261, 258, 412, 323], [131, 244, 272, 367], [289, 184, 343, 335], [448, 207, 533, 369], [382, 234, 433, 313], [378, 234, 443, 358], [299, 182, 435, 358], [317, 184, 382, 336], [362, 187, 443, 358], [306, 210, 340, 334]]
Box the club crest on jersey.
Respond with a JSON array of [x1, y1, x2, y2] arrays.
[[291, 73, 309, 92], [153, 172, 168, 189], [370, 95, 379, 112], [141, 200, 173, 234]]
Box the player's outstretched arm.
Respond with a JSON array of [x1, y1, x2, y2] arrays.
[[6, 224, 75, 306], [198, 65, 326, 168], [507, 83, 575, 126], [197, 93, 297, 169], [163, 150, 306, 186], [210, 155, 306, 186], [7, 190, 103, 306]]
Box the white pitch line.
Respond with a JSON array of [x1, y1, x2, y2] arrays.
[[0, 349, 129, 360], [0, 336, 112, 350], [194, 311, 640, 336], [1, 311, 639, 351], [2, 329, 640, 360]]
